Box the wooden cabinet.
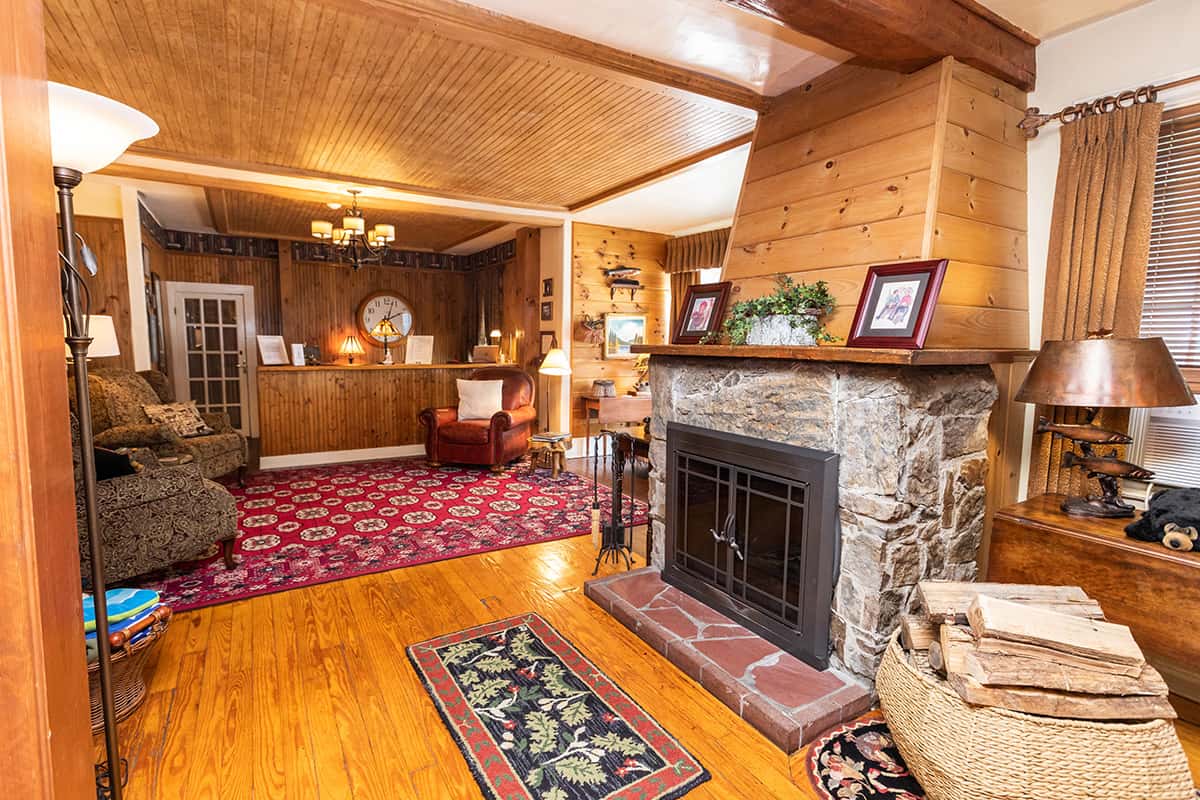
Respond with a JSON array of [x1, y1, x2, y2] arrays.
[[989, 494, 1200, 720]]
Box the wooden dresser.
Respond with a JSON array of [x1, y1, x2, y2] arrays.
[[989, 494, 1200, 721]]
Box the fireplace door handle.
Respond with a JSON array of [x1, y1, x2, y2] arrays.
[[710, 512, 736, 544], [727, 538, 744, 561]]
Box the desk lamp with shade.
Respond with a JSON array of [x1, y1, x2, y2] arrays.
[[49, 81, 158, 800], [370, 317, 400, 365], [339, 335, 365, 365], [490, 328, 503, 363], [1016, 334, 1195, 518]]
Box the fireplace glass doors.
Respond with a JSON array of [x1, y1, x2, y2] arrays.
[[664, 423, 838, 669]]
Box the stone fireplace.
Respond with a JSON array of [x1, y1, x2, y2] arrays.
[[646, 353, 998, 683]]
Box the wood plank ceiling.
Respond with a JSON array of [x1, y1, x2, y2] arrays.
[[206, 188, 502, 250], [43, 0, 757, 208]]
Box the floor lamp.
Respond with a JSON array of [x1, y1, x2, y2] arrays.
[[48, 82, 158, 800]]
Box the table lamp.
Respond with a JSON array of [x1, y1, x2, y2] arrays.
[[370, 317, 400, 365], [49, 81, 157, 800], [1016, 335, 1195, 518], [339, 335, 365, 365]]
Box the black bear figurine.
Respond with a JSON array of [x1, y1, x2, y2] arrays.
[[1125, 488, 1200, 553]]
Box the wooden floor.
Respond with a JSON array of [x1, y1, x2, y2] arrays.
[[105, 459, 1200, 798]]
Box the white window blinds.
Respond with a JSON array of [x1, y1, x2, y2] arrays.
[[1132, 102, 1200, 490]]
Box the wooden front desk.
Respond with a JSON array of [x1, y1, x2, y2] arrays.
[[257, 364, 478, 457]]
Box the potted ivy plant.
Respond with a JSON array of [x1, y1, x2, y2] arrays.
[[715, 276, 837, 346]]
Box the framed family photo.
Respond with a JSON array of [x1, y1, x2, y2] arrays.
[[672, 281, 731, 344], [847, 259, 948, 349], [603, 313, 646, 359]]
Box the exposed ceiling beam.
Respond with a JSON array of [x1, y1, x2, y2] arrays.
[[337, 0, 768, 114], [204, 187, 231, 234], [439, 221, 510, 252], [720, 0, 1036, 92], [568, 133, 754, 213]]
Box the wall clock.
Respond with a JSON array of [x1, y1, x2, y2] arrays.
[[357, 291, 415, 343]]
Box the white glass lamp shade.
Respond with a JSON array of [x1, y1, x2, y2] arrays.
[[489, 329, 502, 341], [47, 83, 158, 174], [311, 220, 333, 239], [64, 315, 120, 359], [538, 348, 571, 376], [374, 223, 395, 242], [343, 215, 365, 235]]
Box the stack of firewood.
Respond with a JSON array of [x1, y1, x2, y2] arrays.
[[898, 581, 1176, 721]]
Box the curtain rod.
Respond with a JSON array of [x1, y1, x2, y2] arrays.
[[1018, 73, 1200, 138]]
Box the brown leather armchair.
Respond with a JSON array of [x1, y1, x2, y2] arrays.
[[420, 367, 536, 471]]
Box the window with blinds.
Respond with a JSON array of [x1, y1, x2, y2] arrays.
[[1132, 102, 1200, 490]]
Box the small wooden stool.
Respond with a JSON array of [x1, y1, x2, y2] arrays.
[[530, 437, 570, 478]]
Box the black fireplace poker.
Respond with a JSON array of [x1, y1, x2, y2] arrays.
[[593, 430, 645, 575]]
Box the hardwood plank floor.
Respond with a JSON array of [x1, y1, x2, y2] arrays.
[[101, 458, 1200, 797]]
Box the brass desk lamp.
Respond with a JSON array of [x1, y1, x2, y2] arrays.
[[1016, 335, 1195, 518]]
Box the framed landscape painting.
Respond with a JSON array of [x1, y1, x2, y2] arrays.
[[847, 259, 948, 349], [604, 313, 646, 359]]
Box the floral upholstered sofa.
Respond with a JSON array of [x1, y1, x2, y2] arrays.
[[71, 415, 237, 586], [69, 367, 248, 483]]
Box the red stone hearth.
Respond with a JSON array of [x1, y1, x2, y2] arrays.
[[585, 568, 871, 752]]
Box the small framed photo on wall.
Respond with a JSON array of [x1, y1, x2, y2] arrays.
[[846, 259, 948, 349], [672, 282, 731, 344], [542, 278, 553, 297], [539, 331, 556, 355], [540, 301, 553, 321], [604, 313, 646, 359]]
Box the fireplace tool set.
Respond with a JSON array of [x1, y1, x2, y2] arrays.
[[591, 429, 648, 575]]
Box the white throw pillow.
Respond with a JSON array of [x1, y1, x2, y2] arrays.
[[457, 379, 505, 421]]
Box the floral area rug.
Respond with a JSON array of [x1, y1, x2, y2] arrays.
[[807, 716, 1200, 800], [138, 459, 646, 612], [408, 613, 709, 800]]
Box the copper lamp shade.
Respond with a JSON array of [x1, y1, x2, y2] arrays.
[[1016, 337, 1195, 409]]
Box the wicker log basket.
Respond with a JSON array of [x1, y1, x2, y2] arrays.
[[876, 632, 1194, 800], [87, 615, 169, 734]]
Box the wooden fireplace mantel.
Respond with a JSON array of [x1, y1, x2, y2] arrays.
[[630, 344, 1037, 367]]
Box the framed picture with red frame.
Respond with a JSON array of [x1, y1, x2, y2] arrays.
[[672, 281, 732, 344], [846, 259, 948, 349]]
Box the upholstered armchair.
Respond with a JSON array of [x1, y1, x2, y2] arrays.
[[69, 367, 248, 483], [71, 415, 237, 587], [420, 367, 536, 471]]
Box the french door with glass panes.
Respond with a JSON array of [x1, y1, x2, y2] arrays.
[[164, 282, 258, 436]]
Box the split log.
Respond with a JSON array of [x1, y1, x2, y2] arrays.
[[961, 651, 1169, 697], [947, 673, 1177, 721], [917, 581, 1098, 623], [899, 614, 938, 650], [938, 624, 973, 675], [967, 595, 1144, 667], [973, 638, 1143, 677]]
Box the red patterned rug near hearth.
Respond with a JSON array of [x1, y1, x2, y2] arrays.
[[137, 458, 647, 612]]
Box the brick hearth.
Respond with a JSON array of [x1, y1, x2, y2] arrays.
[[586, 568, 871, 752]]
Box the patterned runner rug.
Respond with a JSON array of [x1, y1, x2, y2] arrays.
[[139, 459, 645, 612], [408, 613, 710, 800]]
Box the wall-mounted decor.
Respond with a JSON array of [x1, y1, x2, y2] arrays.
[[357, 291, 415, 343], [672, 281, 731, 345], [541, 301, 553, 321], [577, 312, 604, 344], [539, 331, 556, 356], [605, 266, 643, 301], [846, 259, 948, 350], [257, 335, 288, 365], [542, 277, 553, 297], [604, 313, 646, 359]]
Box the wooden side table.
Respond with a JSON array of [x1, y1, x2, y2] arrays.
[[529, 437, 570, 478], [582, 395, 651, 459], [989, 493, 1200, 722]]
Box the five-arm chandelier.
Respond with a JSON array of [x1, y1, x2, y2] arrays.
[[310, 189, 395, 270]]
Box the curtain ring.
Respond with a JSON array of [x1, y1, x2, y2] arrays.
[[1116, 90, 1136, 109], [1098, 95, 1117, 114], [1061, 106, 1079, 124]]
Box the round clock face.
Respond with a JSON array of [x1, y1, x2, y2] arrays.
[[357, 291, 414, 343]]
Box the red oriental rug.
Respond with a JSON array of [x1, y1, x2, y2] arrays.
[[408, 612, 709, 800], [138, 459, 646, 612]]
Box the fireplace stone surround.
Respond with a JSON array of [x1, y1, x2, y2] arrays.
[[644, 352, 999, 683]]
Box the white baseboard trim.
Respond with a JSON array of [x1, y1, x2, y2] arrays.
[[258, 445, 426, 470]]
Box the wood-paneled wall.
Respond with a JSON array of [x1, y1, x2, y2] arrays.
[[501, 228, 542, 371], [724, 57, 1029, 350], [76, 215, 135, 369], [570, 223, 669, 438], [258, 365, 475, 455]]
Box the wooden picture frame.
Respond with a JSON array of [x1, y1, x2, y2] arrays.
[[846, 259, 948, 349], [542, 278, 553, 297], [539, 331, 556, 355], [603, 313, 646, 359], [672, 281, 731, 344], [540, 301, 553, 321]]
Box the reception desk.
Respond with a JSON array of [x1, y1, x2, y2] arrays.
[[257, 364, 479, 464]]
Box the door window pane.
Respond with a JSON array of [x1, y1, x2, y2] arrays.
[[185, 299, 200, 324], [220, 300, 237, 324], [224, 354, 239, 374], [228, 407, 242, 428], [188, 353, 203, 378], [187, 326, 202, 351], [222, 327, 237, 351], [206, 353, 223, 377], [204, 326, 221, 351], [226, 380, 240, 403], [202, 298, 218, 323], [189, 381, 205, 404]]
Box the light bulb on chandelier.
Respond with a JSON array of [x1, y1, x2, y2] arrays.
[[310, 189, 395, 270]]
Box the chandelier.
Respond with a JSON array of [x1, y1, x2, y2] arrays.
[[309, 189, 395, 270]]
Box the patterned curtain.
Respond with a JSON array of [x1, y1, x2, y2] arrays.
[[1029, 102, 1163, 497], [665, 228, 729, 332]]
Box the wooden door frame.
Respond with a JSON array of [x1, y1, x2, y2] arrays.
[[163, 280, 260, 438], [0, 0, 95, 795]]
